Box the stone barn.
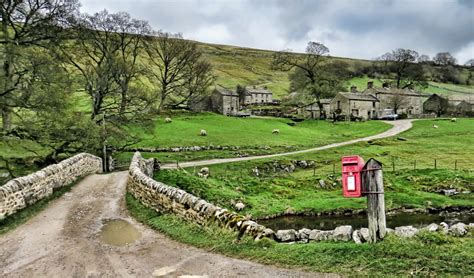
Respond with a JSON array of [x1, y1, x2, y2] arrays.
[[423, 94, 449, 116], [329, 92, 379, 120], [304, 98, 332, 119], [244, 86, 273, 105], [211, 87, 240, 115]]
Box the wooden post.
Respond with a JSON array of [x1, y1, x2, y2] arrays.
[[176, 160, 179, 169], [392, 160, 395, 172], [414, 160, 416, 170], [313, 165, 316, 176], [362, 159, 386, 243], [455, 160, 457, 170], [434, 159, 437, 169]]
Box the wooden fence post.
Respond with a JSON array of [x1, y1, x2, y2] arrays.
[[362, 159, 386, 243], [455, 160, 457, 170], [434, 159, 437, 169], [414, 160, 416, 170]]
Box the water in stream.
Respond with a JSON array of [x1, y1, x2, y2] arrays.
[[258, 212, 474, 231]]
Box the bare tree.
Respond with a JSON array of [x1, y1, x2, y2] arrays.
[[417, 54, 431, 63], [62, 10, 151, 120], [145, 32, 212, 111], [387, 93, 409, 114], [0, 0, 79, 130], [433, 52, 457, 66], [377, 48, 427, 89], [272, 42, 336, 118]]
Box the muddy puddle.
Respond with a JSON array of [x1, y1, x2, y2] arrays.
[[100, 219, 141, 246]]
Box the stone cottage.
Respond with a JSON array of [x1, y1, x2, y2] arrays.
[[244, 86, 273, 105], [304, 99, 332, 119], [329, 92, 379, 120], [362, 82, 427, 118], [211, 86, 240, 115]]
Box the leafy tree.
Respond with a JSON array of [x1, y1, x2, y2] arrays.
[[145, 32, 213, 111], [236, 84, 247, 105], [0, 0, 79, 131], [272, 42, 347, 118], [387, 93, 409, 114], [417, 54, 431, 63], [433, 52, 457, 66]]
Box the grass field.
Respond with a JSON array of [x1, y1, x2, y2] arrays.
[[154, 119, 474, 218], [127, 193, 474, 276]]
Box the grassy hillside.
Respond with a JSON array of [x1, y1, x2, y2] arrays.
[[197, 42, 474, 99]]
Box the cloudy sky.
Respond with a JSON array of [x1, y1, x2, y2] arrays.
[[80, 0, 473, 63]]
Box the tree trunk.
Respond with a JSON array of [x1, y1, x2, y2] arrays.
[[1, 107, 12, 131]]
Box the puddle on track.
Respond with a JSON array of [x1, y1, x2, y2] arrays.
[[100, 219, 141, 246]]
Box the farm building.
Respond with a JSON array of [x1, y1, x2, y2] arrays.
[[304, 99, 332, 119], [329, 92, 379, 120], [244, 86, 273, 105], [211, 86, 240, 115], [362, 82, 428, 118], [423, 94, 473, 116]]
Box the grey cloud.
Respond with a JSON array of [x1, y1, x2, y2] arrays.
[[79, 0, 474, 62]]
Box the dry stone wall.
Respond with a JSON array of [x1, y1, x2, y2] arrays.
[[0, 153, 102, 219], [127, 152, 270, 239]]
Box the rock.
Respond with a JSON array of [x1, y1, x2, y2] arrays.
[[469, 223, 474, 230], [275, 229, 297, 242], [297, 160, 308, 168], [449, 223, 467, 236], [432, 124, 439, 129], [318, 179, 326, 188], [394, 226, 418, 238], [333, 225, 353, 241], [198, 167, 210, 178], [308, 229, 334, 241], [252, 167, 259, 177], [352, 230, 362, 244], [359, 228, 370, 242], [234, 202, 245, 211], [425, 223, 439, 232], [284, 207, 295, 214], [200, 129, 207, 136], [165, 117, 172, 123], [440, 222, 449, 233], [287, 122, 296, 126], [272, 129, 280, 134], [297, 228, 311, 241], [439, 189, 458, 196], [451, 118, 457, 122], [386, 228, 395, 235], [256, 228, 275, 241], [397, 137, 407, 141]]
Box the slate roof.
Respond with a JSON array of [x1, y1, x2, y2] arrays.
[[246, 86, 273, 94], [362, 87, 428, 97], [339, 92, 379, 101]]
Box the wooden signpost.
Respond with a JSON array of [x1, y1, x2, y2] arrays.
[[361, 159, 387, 243]]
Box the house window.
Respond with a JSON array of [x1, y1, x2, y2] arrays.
[[372, 102, 376, 108], [352, 109, 359, 116], [337, 101, 341, 110]]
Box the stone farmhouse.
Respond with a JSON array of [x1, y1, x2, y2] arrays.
[[329, 92, 379, 120], [244, 86, 273, 105], [361, 82, 428, 118], [210, 86, 240, 115]]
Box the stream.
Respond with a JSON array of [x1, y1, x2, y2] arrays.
[[258, 212, 474, 231]]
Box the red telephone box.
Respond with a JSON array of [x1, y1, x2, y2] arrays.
[[341, 155, 365, 198]]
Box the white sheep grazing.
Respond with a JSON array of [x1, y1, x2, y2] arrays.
[[165, 117, 172, 123], [433, 124, 439, 129], [272, 129, 280, 135], [200, 129, 207, 136], [451, 118, 457, 122]]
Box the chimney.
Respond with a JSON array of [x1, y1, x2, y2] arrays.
[[350, 85, 357, 93], [367, 81, 374, 89]]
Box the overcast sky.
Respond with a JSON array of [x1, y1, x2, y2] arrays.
[[80, 0, 473, 63]]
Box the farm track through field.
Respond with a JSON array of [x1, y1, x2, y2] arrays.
[[0, 120, 413, 277], [161, 120, 414, 169]]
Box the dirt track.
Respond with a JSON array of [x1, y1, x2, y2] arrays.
[[162, 120, 413, 169], [0, 172, 334, 277]]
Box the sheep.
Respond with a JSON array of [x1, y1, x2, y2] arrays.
[[165, 117, 172, 123], [272, 129, 280, 135], [433, 124, 439, 129], [451, 118, 457, 122], [200, 129, 207, 136]]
